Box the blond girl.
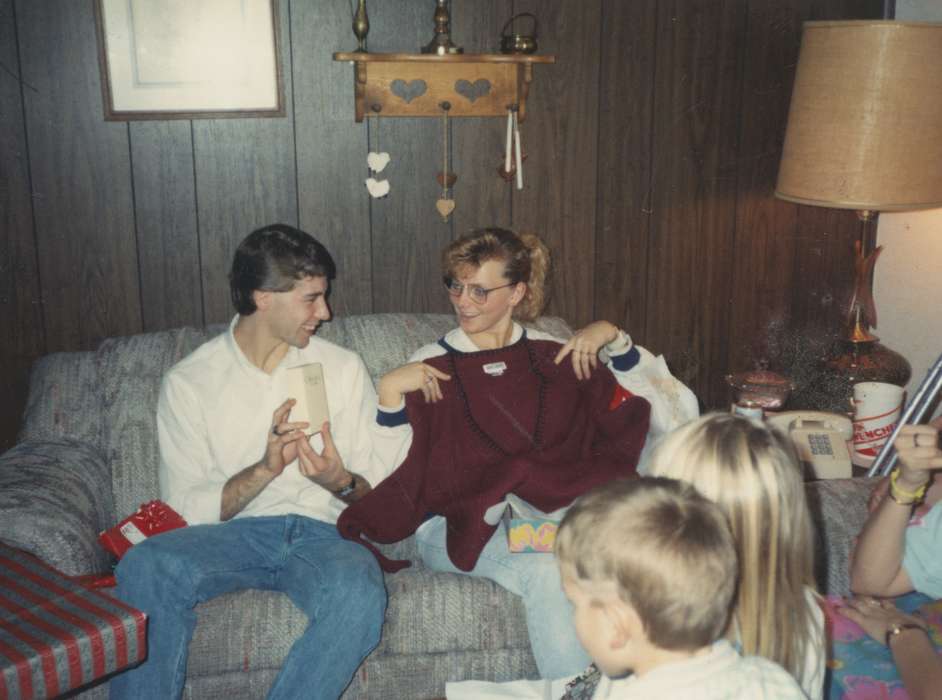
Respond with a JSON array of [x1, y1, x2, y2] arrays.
[[647, 412, 825, 700]]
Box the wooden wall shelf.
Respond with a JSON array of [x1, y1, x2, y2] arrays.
[[332, 52, 555, 122]]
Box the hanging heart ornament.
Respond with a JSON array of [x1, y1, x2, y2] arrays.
[[365, 177, 390, 198], [367, 152, 390, 173], [435, 198, 455, 219]]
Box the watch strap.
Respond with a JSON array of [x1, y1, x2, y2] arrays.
[[334, 474, 357, 499]]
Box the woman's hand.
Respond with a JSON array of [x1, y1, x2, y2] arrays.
[[554, 320, 620, 380], [894, 422, 942, 491], [377, 362, 451, 407], [837, 596, 927, 646]]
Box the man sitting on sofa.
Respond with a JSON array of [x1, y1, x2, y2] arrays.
[[111, 224, 404, 700]]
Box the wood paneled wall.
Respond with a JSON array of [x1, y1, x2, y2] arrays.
[[0, 0, 885, 450]]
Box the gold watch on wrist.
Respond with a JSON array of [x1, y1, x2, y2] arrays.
[[885, 621, 926, 647]]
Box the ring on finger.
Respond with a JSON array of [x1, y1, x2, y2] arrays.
[[272, 425, 283, 437]]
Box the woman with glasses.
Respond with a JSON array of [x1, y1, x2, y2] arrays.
[[338, 227, 698, 679]]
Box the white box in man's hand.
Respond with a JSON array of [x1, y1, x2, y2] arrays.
[[286, 362, 330, 435]]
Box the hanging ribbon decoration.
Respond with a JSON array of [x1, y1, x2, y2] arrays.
[[499, 105, 524, 189], [365, 109, 390, 198], [513, 107, 523, 190], [505, 107, 513, 176], [436, 102, 456, 221]]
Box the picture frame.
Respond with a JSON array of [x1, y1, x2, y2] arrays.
[[94, 0, 285, 121]]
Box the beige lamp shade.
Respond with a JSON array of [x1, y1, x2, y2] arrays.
[[776, 21, 942, 212]]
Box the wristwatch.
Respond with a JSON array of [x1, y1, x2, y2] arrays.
[[885, 621, 926, 647], [334, 474, 357, 499]]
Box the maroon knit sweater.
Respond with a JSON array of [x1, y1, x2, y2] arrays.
[[337, 335, 651, 572]]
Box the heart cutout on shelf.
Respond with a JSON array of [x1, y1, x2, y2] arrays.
[[390, 79, 427, 104], [454, 78, 492, 103], [365, 177, 390, 198], [436, 198, 455, 219], [367, 152, 390, 173]]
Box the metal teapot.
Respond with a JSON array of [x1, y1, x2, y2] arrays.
[[500, 13, 538, 55]]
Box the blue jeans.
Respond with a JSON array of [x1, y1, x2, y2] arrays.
[[416, 516, 590, 679], [110, 515, 386, 700]]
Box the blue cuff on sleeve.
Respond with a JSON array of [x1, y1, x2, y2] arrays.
[[610, 345, 641, 372], [376, 407, 409, 428]]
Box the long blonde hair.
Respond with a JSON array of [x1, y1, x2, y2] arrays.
[[442, 228, 550, 321], [647, 412, 818, 681]]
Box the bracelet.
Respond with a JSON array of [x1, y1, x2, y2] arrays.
[[889, 468, 928, 505], [885, 621, 928, 648], [333, 474, 358, 499]]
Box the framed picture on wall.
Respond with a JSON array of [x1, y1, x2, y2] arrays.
[[94, 0, 284, 120]]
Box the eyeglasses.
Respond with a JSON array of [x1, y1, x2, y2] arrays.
[[443, 277, 516, 305]]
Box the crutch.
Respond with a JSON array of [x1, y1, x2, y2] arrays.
[[867, 351, 942, 478]]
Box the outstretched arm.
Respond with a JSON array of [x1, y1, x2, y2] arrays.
[[377, 361, 451, 407], [554, 321, 698, 443], [851, 422, 942, 596]]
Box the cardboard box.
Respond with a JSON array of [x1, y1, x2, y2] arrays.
[[0, 544, 146, 699]]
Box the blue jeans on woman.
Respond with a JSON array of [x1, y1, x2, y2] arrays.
[[416, 515, 590, 679], [110, 515, 386, 700]]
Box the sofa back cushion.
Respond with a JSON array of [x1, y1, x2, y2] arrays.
[[19, 351, 102, 447], [97, 314, 574, 520], [98, 326, 223, 518]]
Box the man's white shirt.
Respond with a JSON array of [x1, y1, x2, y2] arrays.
[[157, 316, 403, 525]]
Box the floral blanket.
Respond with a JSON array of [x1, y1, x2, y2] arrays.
[[825, 592, 942, 699]]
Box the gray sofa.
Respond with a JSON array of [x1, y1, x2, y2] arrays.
[[0, 313, 874, 699]]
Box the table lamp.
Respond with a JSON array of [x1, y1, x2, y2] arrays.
[[775, 20, 942, 402]]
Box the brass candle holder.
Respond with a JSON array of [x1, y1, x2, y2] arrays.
[[352, 0, 369, 52], [421, 0, 463, 55]]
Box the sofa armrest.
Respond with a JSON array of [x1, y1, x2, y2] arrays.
[[0, 439, 115, 576], [805, 477, 876, 597]]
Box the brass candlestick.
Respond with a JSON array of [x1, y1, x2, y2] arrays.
[[421, 0, 463, 55], [352, 0, 369, 53]]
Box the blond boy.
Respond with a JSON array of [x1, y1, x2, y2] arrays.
[[554, 477, 807, 699]]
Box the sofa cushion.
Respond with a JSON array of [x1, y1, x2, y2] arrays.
[[184, 569, 531, 676], [317, 313, 574, 384], [0, 439, 114, 575], [319, 314, 457, 384], [97, 326, 223, 518], [378, 568, 531, 655], [805, 477, 875, 596], [181, 649, 538, 700], [19, 351, 102, 447], [95, 315, 572, 518]]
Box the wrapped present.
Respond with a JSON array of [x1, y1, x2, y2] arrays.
[[0, 544, 146, 700], [502, 494, 563, 553], [70, 574, 117, 590], [98, 500, 187, 559]]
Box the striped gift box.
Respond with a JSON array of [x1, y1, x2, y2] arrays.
[[0, 545, 146, 700]]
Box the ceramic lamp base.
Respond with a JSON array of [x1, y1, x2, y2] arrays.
[[823, 339, 911, 411]]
